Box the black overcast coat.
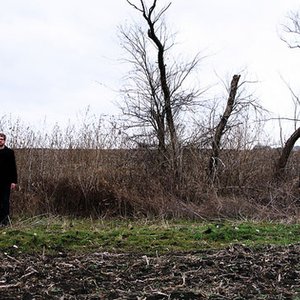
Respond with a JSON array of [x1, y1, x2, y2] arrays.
[[0, 146, 17, 185]]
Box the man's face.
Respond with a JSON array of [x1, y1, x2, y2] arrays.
[[0, 137, 6, 148]]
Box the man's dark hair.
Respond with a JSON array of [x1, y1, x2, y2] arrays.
[[0, 133, 6, 140]]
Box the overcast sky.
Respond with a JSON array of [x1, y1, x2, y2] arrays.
[[1, 0, 300, 140]]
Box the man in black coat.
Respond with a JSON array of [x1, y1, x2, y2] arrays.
[[0, 133, 17, 226]]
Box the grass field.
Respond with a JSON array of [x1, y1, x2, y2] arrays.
[[1, 217, 299, 255]]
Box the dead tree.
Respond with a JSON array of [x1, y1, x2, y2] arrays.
[[122, 0, 202, 178], [125, 0, 177, 170], [274, 9, 300, 178], [275, 127, 300, 179], [274, 77, 300, 179], [208, 74, 241, 181]]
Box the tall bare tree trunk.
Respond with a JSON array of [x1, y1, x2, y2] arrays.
[[125, 0, 201, 184], [147, 16, 178, 175], [275, 127, 300, 178], [208, 74, 241, 181]]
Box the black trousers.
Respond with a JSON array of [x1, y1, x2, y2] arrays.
[[0, 184, 11, 225]]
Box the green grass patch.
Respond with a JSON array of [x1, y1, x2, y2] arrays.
[[0, 217, 299, 255]]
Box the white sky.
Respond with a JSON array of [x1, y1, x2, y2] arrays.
[[1, 0, 300, 141]]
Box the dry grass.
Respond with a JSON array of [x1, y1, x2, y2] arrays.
[[1, 115, 299, 221]]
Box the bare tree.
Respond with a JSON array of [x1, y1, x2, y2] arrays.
[[280, 10, 300, 48], [274, 80, 300, 178], [208, 74, 241, 180], [275, 10, 300, 178], [120, 0, 203, 176], [204, 71, 267, 184], [275, 127, 300, 178]]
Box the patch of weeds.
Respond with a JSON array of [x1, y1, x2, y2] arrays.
[[200, 222, 300, 247], [0, 218, 299, 254]]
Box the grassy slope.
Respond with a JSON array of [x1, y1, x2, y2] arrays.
[[0, 217, 299, 255]]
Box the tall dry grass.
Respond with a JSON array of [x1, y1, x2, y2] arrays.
[[1, 114, 300, 221]]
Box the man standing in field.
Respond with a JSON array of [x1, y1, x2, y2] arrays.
[[0, 133, 17, 226]]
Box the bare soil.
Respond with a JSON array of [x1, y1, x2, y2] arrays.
[[0, 244, 299, 299]]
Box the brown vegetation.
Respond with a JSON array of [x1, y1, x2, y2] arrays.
[[9, 138, 300, 220], [4, 0, 300, 221]]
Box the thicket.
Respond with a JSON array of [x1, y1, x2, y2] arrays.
[[3, 1, 298, 221], [3, 115, 300, 221]]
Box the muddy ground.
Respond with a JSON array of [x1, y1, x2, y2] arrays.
[[0, 244, 299, 299]]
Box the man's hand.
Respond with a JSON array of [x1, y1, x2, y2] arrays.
[[10, 183, 16, 190]]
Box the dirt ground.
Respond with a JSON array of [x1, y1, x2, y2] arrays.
[[0, 244, 299, 300]]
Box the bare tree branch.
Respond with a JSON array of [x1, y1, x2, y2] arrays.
[[280, 10, 300, 48]]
